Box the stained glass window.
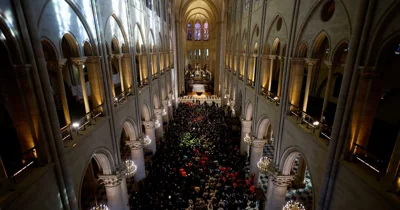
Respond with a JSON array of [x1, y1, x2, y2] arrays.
[[194, 22, 201, 41], [187, 23, 192, 40], [204, 22, 209, 41]]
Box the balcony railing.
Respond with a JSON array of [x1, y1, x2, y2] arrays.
[[3, 146, 37, 184], [152, 73, 158, 80], [160, 69, 165, 75], [353, 143, 383, 180], [114, 87, 133, 106], [139, 78, 149, 88], [247, 79, 255, 88], [260, 87, 280, 106], [61, 103, 104, 140], [239, 74, 244, 81], [288, 103, 331, 143]]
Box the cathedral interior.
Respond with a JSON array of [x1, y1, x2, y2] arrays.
[[0, 0, 400, 210]]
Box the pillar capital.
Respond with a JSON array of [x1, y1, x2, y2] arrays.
[[272, 175, 294, 187], [125, 140, 144, 150], [70, 57, 87, 66], [47, 59, 67, 71], [154, 108, 163, 115], [98, 174, 122, 187], [291, 57, 305, 65], [251, 139, 268, 148], [241, 120, 252, 128], [324, 60, 340, 70], [268, 55, 277, 60], [122, 53, 131, 58], [86, 56, 101, 64], [142, 120, 155, 128], [108, 54, 115, 60], [262, 54, 270, 60], [305, 58, 319, 66], [114, 54, 123, 59]]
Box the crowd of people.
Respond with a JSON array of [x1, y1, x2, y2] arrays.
[[129, 101, 258, 209]]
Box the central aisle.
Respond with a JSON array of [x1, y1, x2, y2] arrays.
[[130, 102, 258, 209]]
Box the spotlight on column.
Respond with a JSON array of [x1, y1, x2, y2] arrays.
[[273, 96, 279, 101], [257, 156, 272, 174], [313, 121, 320, 127], [72, 122, 80, 129], [282, 200, 305, 210]]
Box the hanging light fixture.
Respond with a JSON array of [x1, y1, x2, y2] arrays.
[[243, 133, 253, 145], [282, 200, 305, 210], [124, 160, 137, 178], [155, 119, 161, 128], [142, 135, 151, 147], [257, 156, 272, 174], [90, 204, 110, 210]]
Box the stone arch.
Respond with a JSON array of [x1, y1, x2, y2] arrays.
[[153, 92, 161, 109], [244, 100, 253, 120], [61, 33, 80, 57], [0, 12, 24, 64], [297, 41, 308, 57], [271, 37, 281, 55], [78, 147, 115, 209], [149, 29, 156, 53], [263, 42, 271, 55], [121, 118, 139, 142], [250, 24, 259, 48], [111, 36, 121, 54], [365, 1, 400, 66], [134, 23, 146, 53], [265, 13, 289, 47], [256, 117, 271, 140], [331, 40, 349, 63], [311, 31, 331, 58], [41, 37, 59, 60], [141, 101, 152, 121], [83, 41, 93, 56]]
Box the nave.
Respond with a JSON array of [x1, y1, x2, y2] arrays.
[[130, 102, 258, 209]]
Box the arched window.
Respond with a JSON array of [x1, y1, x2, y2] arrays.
[[187, 23, 192, 40], [194, 22, 201, 41], [146, 0, 152, 10], [245, 0, 250, 11], [204, 22, 209, 41]]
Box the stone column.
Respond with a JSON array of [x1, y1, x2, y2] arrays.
[[108, 55, 116, 98], [86, 56, 103, 109], [125, 141, 146, 182], [154, 109, 164, 141], [240, 120, 252, 155], [143, 120, 156, 154], [277, 57, 285, 97], [303, 58, 318, 113], [122, 53, 133, 91], [47, 59, 70, 124], [71, 57, 90, 115], [167, 99, 173, 120], [250, 139, 268, 185], [293, 156, 307, 188], [289, 58, 305, 108], [162, 100, 169, 123], [98, 174, 126, 210], [115, 54, 124, 93], [120, 177, 129, 210], [268, 55, 277, 92], [321, 61, 337, 119], [266, 175, 294, 210]]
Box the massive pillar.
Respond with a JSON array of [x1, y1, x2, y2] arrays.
[[143, 120, 156, 154], [108, 55, 116, 98], [86, 56, 103, 109], [47, 59, 70, 124], [265, 175, 293, 210], [277, 57, 285, 97], [125, 141, 146, 182], [240, 120, 252, 155], [71, 57, 90, 115], [154, 108, 164, 141], [98, 174, 127, 210], [302, 58, 318, 113], [162, 100, 169, 123], [250, 139, 268, 186]]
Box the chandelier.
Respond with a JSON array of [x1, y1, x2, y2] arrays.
[[162, 108, 167, 115], [257, 156, 272, 174], [243, 133, 253, 144], [90, 204, 109, 210], [125, 160, 137, 178], [155, 119, 161, 128], [282, 200, 305, 210], [142, 135, 151, 147]]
